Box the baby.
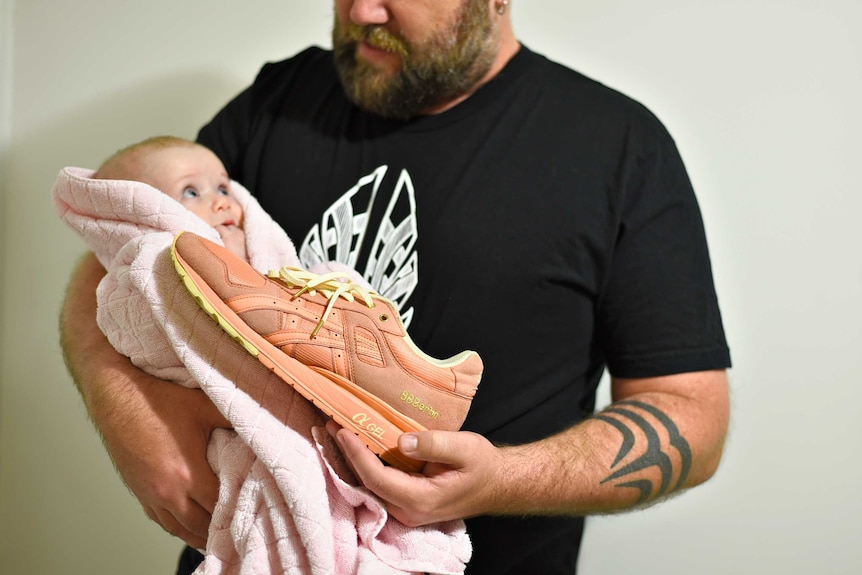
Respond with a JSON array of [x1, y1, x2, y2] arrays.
[[94, 135, 247, 260]]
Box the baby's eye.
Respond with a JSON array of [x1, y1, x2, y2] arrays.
[[182, 188, 199, 199], [218, 186, 230, 196]]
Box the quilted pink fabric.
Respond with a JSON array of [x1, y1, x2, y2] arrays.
[[53, 167, 471, 575]]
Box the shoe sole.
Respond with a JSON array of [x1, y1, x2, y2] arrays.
[[170, 234, 426, 473]]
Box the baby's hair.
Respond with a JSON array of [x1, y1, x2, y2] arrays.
[[94, 135, 200, 180]]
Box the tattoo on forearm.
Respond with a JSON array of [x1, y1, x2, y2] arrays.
[[594, 400, 692, 503]]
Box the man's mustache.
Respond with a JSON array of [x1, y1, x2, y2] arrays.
[[343, 24, 409, 57]]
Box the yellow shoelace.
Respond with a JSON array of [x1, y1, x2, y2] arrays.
[[268, 266, 376, 338]]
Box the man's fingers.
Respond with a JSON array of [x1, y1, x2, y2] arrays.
[[141, 471, 214, 546], [397, 431, 472, 467], [333, 426, 390, 475], [175, 501, 211, 544], [149, 504, 208, 550], [324, 421, 501, 527], [192, 473, 221, 516]]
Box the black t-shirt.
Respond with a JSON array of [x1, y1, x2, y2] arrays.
[[198, 45, 730, 574]]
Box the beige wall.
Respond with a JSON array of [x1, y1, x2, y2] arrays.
[[1, 1, 860, 574]]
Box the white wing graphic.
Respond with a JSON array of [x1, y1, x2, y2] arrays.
[[298, 165, 387, 269], [299, 166, 418, 327]]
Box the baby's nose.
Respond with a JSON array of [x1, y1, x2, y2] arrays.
[[212, 195, 229, 210]]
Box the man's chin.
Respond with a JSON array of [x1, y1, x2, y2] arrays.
[[351, 53, 403, 87]]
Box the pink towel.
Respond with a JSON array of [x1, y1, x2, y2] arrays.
[[53, 167, 472, 575]]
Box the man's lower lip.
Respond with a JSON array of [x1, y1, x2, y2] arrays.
[[357, 41, 398, 62]]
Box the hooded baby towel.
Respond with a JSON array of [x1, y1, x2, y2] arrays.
[[53, 166, 471, 575]]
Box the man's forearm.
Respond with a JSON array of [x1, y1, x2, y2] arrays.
[[60, 252, 136, 422], [491, 371, 729, 516], [59, 251, 228, 548]]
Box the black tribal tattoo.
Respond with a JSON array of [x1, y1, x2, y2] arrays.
[[594, 400, 692, 503]]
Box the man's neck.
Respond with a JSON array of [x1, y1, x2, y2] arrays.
[[421, 22, 521, 116]]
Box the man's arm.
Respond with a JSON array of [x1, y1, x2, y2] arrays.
[[327, 369, 729, 526], [61, 252, 229, 548]]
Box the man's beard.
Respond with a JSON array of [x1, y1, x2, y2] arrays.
[[332, 0, 496, 120]]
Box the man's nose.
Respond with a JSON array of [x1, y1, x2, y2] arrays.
[[348, 0, 389, 26]]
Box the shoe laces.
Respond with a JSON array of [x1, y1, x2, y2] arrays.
[[268, 266, 376, 338]]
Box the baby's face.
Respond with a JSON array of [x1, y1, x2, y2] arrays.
[[142, 145, 244, 229]]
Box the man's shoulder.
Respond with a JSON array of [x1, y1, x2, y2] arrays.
[[241, 46, 342, 111], [518, 46, 673, 142], [254, 46, 335, 84], [520, 47, 627, 99]]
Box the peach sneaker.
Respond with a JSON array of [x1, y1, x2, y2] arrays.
[[170, 231, 483, 472]]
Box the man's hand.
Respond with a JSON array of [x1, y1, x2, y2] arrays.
[[100, 375, 230, 549], [326, 421, 508, 527], [61, 252, 230, 548]]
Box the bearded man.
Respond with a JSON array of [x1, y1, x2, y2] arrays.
[[61, 1, 731, 573]]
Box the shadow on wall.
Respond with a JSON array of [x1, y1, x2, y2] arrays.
[[12, 70, 244, 177], [0, 70, 245, 575], [9, 70, 245, 278]]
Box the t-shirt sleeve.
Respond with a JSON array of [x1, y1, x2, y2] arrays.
[[596, 116, 731, 378]]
